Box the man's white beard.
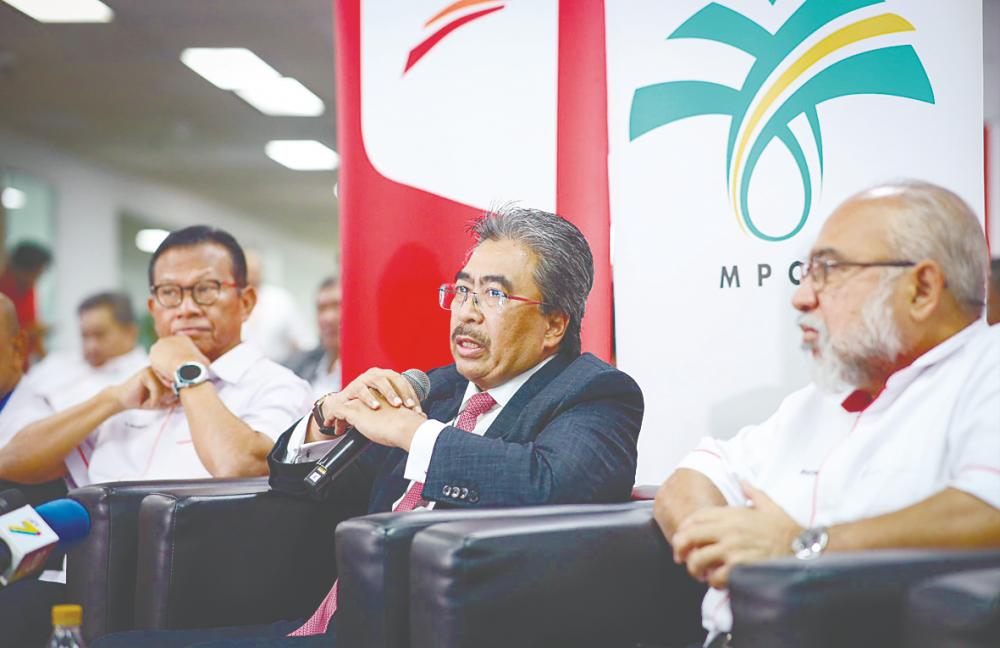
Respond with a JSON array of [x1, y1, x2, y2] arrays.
[[799, 275, 904, 393]]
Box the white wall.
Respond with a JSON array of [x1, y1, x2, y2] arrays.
[[0, 129, 336, 352]]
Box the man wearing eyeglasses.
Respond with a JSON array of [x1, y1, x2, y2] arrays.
[[654, 180, 1000, 648], [92, 207, 643, 647], [0, 225, 312, 488]]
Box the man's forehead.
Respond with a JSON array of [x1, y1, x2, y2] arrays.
[[810, 199, 893, 258], [153, 243, 235, 282]]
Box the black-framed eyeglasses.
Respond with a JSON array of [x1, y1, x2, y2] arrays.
[[150, 280, 240, 307], [438, 283, 547, 313], [802, 256, 915, 291]]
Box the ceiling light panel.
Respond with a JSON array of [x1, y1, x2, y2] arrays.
[[236, 77, 325, 117], [2, 0, 113, 22], [1, 187, 27, 210], [265, 140, 339, 171], [180, 48, 280, 91]]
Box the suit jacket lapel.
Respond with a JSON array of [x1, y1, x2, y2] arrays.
[[484, 352, 575, 441]]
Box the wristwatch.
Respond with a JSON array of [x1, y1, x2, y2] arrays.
[[172, 361, 209, 396], [312, 393, 339, 436], [792, 526, 829, 560]]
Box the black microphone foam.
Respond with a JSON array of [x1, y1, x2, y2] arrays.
[[304, 369, 430, 494]]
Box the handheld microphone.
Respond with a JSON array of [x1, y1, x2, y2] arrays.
[[0, 496, 91, 586], [304, 369, 430, 494]]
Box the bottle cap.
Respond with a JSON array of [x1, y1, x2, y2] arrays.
[[52, 604, 83, 627]]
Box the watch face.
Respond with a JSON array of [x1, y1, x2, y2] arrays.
[[178, 364, 203, 381]]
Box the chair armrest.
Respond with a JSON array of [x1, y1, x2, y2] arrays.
[[66, 478, 266, 642], [729, 549, 1000, 648], [408, 503, 706, 648], [132, 486, 368, 631], [336, 502, 650, 648], [903, 566, 1000, 648]]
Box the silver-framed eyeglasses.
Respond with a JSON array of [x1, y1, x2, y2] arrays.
[[150, 279, 240, 307], [438, 283, 547, 313], [802, 256, 914, 291]]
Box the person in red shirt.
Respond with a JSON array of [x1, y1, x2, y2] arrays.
[[0, 241, 52, 362]]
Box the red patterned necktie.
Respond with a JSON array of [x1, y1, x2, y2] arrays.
[[290, 390, 497, 636]]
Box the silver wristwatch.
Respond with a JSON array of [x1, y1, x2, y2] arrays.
[[792, 526, 829, 560], [172, 361, 209, 396]]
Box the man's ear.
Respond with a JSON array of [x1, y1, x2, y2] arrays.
[[542, 310, 569, 351], [239, 285, 258, 323], [906, 259, 945, 322]]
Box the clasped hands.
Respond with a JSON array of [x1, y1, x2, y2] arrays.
[[308, 368, 428, 450], [671, 482, 804, 589], [105, 336, 210, 412]]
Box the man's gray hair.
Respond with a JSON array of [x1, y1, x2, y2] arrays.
[[470, 205, 594, 356], [854, 180, 988, 316]]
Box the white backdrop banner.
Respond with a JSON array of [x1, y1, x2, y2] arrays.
[[606, 0, 985, 484]]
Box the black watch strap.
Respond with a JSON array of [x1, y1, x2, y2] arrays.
[[312, 396, 338, 436]]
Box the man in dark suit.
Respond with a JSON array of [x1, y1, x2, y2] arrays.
[[95, 206, 643, 648]]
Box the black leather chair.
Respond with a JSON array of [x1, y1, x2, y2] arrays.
[[67, 478, 267, 642], [407, 502, 706, 648], [728, 549, 1000, 648], [130, 484, 366, 632], [335, 502, 659, 648], [903, 566, 1000, 648]]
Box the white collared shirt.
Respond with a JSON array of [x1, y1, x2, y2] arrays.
[[676, 319, 1000, 637], [26, 347, 149, 412], [283, 356, 555, 511], [309, 355, 342, 399], [1, 348, 149, 451], [77, 343, 312, 486]]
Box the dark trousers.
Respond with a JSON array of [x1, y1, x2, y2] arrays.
[[91, 619, 335, 648], [0, 579, 68, 648]]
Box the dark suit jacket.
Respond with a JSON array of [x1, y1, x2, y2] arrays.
[[268, 351, 643, 512]]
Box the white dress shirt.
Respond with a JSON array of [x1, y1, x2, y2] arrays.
[[284, 357, 554, 510], [1, 348, 148, 451], [0, 379, 51, 449], [676, 319, 1000, 639], [25, 347, 148, 411], [75, 343, 312, 486], [308, 355, 341, 399]]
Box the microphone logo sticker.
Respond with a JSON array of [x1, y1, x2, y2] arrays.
[[628, 0, 935, 242], [8, 519, 42, 536]]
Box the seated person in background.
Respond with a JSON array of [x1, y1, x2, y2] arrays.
[[0, 293, 36, 447], [0, 225, 312, 487], [24, 291, 148, 416], [285, 276, 341, 397], [655, 180, 1000, 648], [95, 206, 644, 647], [0, 240, 52, 362], [242, 249, 313, 363]]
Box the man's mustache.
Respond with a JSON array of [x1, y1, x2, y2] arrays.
[[452, 325, 491, 349]]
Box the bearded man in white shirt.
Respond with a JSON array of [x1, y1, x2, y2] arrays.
[[655, 180, 1000, 648], [0, 225, 312, 487]]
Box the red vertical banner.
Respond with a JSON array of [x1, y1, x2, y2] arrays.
[[335, 0, 613, 379], [557, 0, 613, 362]]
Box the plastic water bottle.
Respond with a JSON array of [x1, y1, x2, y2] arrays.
[[48, 604, 87, 647]]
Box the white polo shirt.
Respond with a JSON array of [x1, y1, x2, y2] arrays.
[[676, 319, 1000, 637], [74, 343, 312, 486]]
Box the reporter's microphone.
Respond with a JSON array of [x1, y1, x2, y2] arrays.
[[0, 497, 91, 586], [304, 368, 430, 494]]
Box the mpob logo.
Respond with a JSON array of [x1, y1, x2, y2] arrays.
[[629, 0, 934, 242]]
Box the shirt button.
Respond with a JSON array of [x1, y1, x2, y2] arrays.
[[442, 485, 452, 496]]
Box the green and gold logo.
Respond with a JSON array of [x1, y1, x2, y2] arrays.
[[629, 0, 935, 241]]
